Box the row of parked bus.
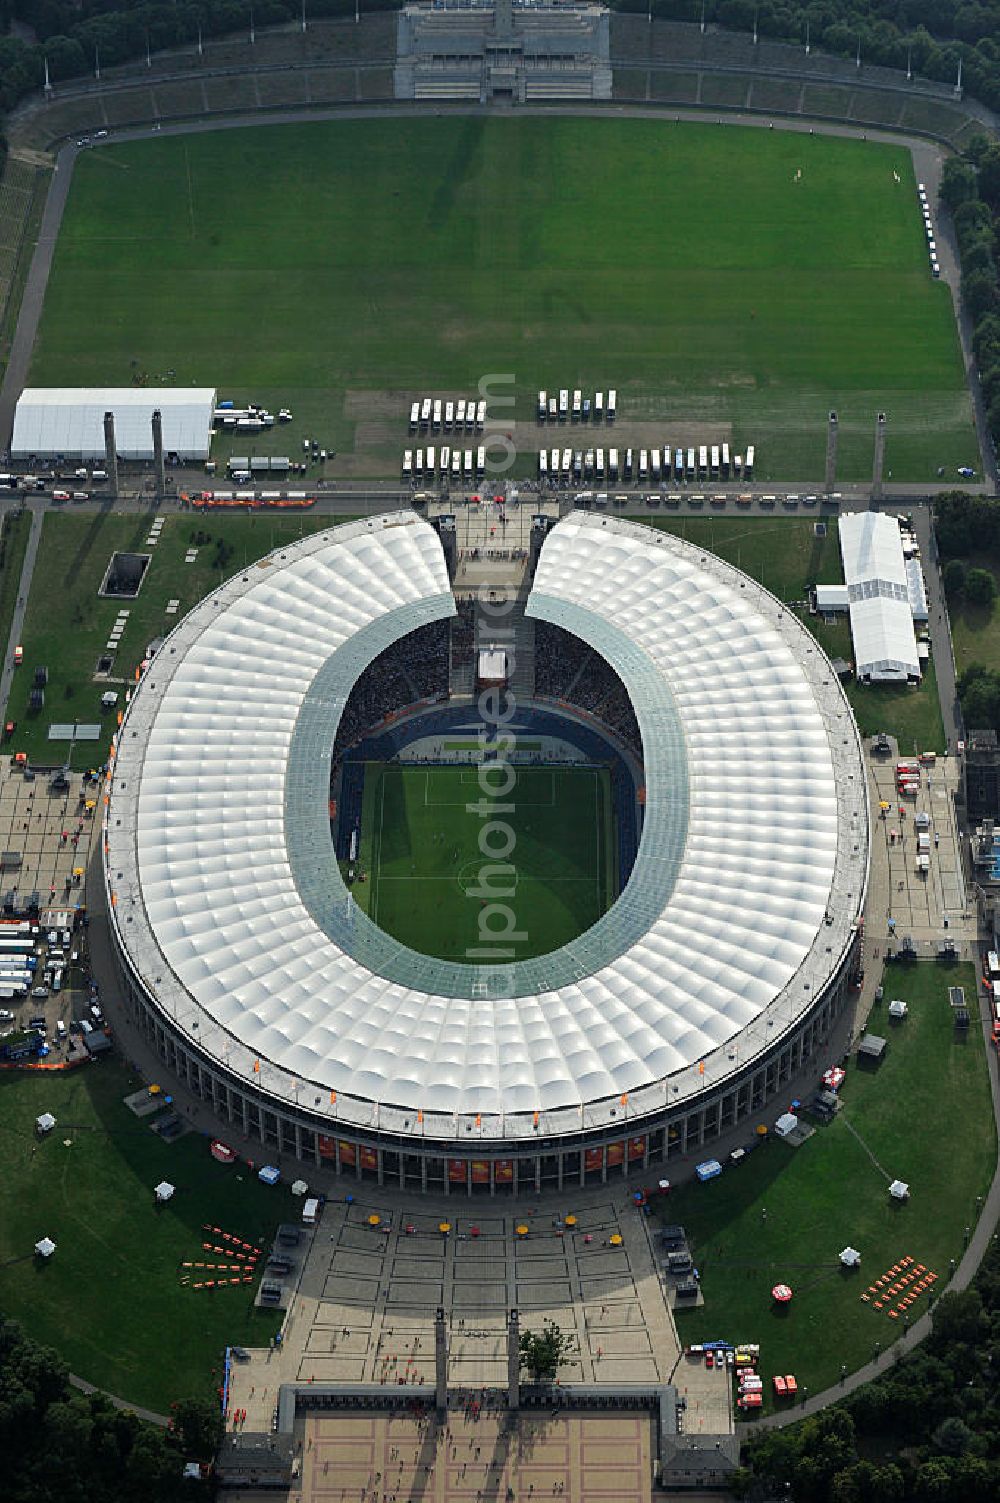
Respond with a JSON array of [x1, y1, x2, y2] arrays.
[[537, 388, 617, 424], [403, 446, 486, 480], [409, 398, 486, 433], [539, 442, 755, 484]]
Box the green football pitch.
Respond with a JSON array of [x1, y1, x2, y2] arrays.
[[30, 116, 972, 481], [353, 764, 616, 962]]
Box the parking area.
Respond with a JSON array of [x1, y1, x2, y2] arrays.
[[0, 754, 102, 1062]]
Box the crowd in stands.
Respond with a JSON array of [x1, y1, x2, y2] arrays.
[[535, 622, 642, 760], [332, 620, 449, 760], [450, 597, 476, 669]]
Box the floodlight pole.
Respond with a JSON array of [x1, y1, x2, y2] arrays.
[[955, 56, 963, 96], [43, 54, 52, 94], [301, 0, 307, 32], [94, 43, 100, 80], [197, 24, 203, 56], [804, 19, 809, 54], [906, 45, 912, 81], [356, 0, 360, 23], [146, 31, 152, 68], [699, 0, 705, 34], [752, 6, 758, 44], [856, 34, 861, 69], [250, 5, 255, 44]]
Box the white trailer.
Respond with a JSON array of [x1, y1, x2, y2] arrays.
[[476, 401, 486, 430], [415, 448, 424, 476], [559, 390, 569, 421], [609, 448, 619, 480], [686, 448, 696, 481], [463, 449, 473, 478], [420, 398, 431, 427], [710, 445, 720, 479], [426, 445, 436, 474], [456, 399, 466, 427], [561, 448, 572, 479], [650, 449, 661, 481], [432, 400, 442, 431], [403, 450, 413, 478], [572, 390, 582, 421], [698, 445, 709, 479], [445, 401, 454, 430], [451, 450, 461, 478], [409, 402, 420, 430], [745, 444, 756, 480], [607, 388, 617, 422], [550, 448, 560, 476], [596, 449, 606, 479], [721, 442, 731, 479], [538, 390, 547, 421], [594, 392, 604, 421], [639, 449, 649, 480], [476, 445, 485, 476], [539, 450, 548, 477]]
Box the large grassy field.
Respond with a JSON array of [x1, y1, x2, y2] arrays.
[[667, 961, 994, 1405], [354, 764, 614, 961], [29, 118, 973, 482], [7, 510, 342, 769], [0, 1057, 284, 1412]]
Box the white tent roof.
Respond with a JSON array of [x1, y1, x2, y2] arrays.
[[34, 1236, 56, 1257], [104, 513, 868, 1140], [35, 1112, 56, 1132], [889, 1179, 909, 1199], [11, 388, 217, 460], [815, 584, 849, 611], [154, 1181, 175, 1200], [774, 1112, 799, 1137], [838, 512, 920, 681]]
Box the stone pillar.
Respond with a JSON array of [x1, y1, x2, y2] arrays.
[[435, 1306, 448, 1417], [507, 1308, 520, 1411], [152, 408, 166, 497], [824, 410, 838, 494], [494, 0, 513, 36], [872, 411, 887, 501], [103, 411, 119, 499]]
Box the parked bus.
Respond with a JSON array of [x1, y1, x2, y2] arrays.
[[650, 449, 661, 482], [607, 388, 617, 422], [420, 398, 431, 427], [559, 390, 569, 422], [538, 390, 547, 421], [451, 450, 461, 478], [685, 448, 696, 481], [594, 392, 604, 421], [440, 446, 450, 473], [550, 448, 560, 478], [745, 444, 755, 480], [710, 445, 720, 479], [414, 449, 424, 477], [402, 451, 413, 478], [609, 448, 619, 480], [721, 442, 731, 479], [456, 399, 466, 428], [432, 400, 442, 431], [445, 401, 454, 430], [426, 445, 436, 475], [476, 401, 486, 430], [539, 450, 548, 478], [409, 402, 420, 431], [562, 449, 572, 479], [572, 390, 582, 421], [639, 450, 649, 481], [623, 449, 633, 481], [698, 445, 709, 480]]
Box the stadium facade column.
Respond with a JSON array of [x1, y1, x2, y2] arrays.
[[435, 1307, 448, 1417], [825, 410, 839, 494], [103, 411, 119, 499], [872, 411, 887, 500], [152, 408, 166, 497], [507, 1309, 520, 1410]]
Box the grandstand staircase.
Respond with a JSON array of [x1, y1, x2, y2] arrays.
[[448, 591, 536, 701]]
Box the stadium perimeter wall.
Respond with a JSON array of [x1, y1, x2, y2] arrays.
[[110, 918, 860, 1196], [4, 16, 997, 156]]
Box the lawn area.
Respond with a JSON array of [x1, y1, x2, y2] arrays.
[[7, 511, 345, 769], [945, 551, 1000, 678], [0, 508, 31, 659], [0, 1056, 284, 1411], [353, 763, 614, 961], [666, 960, 994, 1406], [29, 118, 972, 482], [643, 516, 947, 752], [642, 515, 843, 599]]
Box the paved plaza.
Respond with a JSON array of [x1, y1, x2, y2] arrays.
[[296, 1407, 654, 1503], [0, 753, 97, 905], [227, 1198, 680, 1434]]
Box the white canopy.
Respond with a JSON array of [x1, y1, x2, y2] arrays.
[[34, 1237, 55, 1257], [838, 512, 920, 682], [888, 999, 908, 1018], [774, 1112, 799, 1138], [154, 1181, 175, 1202], [839, 1246, 861, 1267], [290, 1179, 309, 1197], [11, 387, 217, 461], [889, 1179, 910, 1200], [35, 1112, 56, 1133]]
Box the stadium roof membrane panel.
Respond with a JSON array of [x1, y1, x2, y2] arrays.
[[105, 513, 868, 1139]]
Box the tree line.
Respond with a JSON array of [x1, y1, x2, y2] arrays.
[[4, 0, 1000, 124], [934, 492, 1000, 733], [940, 140, 1000, 453], [740, 1236, 1000, 1502], [0, 1315, 221, 1503]]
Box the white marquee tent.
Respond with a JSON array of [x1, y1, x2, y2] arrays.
[[34, 1237, 56, 1258], [839, 512, 921, 683], [12, 388, 217, 461]]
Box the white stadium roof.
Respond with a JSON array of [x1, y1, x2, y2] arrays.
[[105, 513, 868, 1142], [839, 511, 920, 682], [11, 387, 216, 460]]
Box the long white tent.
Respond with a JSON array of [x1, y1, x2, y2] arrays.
[[839, 511, 921, 683], [11, 387, 216, 460]]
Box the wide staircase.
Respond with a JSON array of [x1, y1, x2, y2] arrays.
[[448, 593, 536, 701]]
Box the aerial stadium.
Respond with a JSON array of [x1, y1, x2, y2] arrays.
[[104, 511, 869, 1196]]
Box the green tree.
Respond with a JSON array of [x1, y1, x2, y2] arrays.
[[519, 1319, 573, 1381], [943, 559, 967, 597], [964, 567, 997, 607], [941, 155, 979, 211], [171, 1395, 223, 1460], [963, 268, 999, 321]]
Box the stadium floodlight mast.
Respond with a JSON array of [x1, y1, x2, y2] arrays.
[[752, 6, 758, 45], [302, 0, 307, 32], [250, 4, 255, 45], [197, 23, 203, 56], [856, 33, 862, 69], [145, 30, 152, 68], [43, 54, 51, 92], [699, 0, 705, 34], [906, 44, 912, 81], [804, 17, 810, 54], [94, 42, 100, 80]]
